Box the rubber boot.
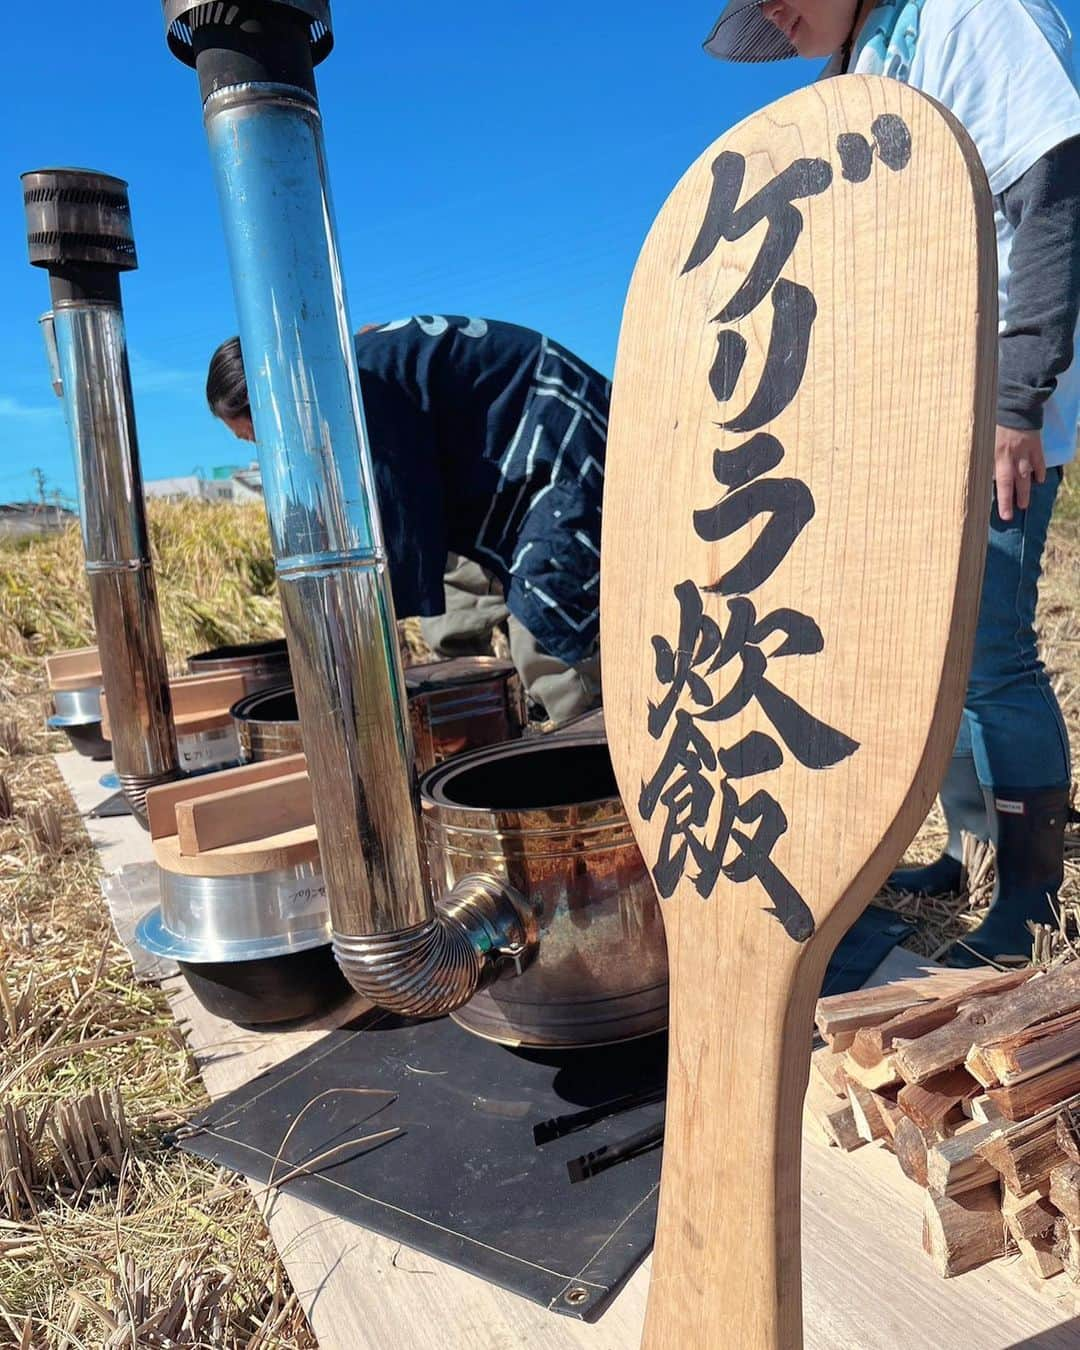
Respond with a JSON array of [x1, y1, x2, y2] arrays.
[[887, 752, 989, 896], [946, 786, 1068, 967]]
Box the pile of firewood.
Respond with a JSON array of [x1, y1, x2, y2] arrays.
[[807, 962, 1080, 1283]]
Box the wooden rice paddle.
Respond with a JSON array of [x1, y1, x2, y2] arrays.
[[601, 77, 997, 1350]]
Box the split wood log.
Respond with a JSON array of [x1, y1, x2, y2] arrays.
[[1015, 1235, 1064, 1280], [815, 985, 949, 1052], [803, 1075, 863, 1153], [975, 1094, 1080, 1196], [922, 1184, 1010, 1278], [809, 1045, 848, 1098], [1058, 1102, 1080, 1165], [1059, 1222, 1080, 1284], [849, 969, 1031, 1070], [925, 1124, 1001, 1198], [841, 1053, 900, 1093], [604, 75, 996, 1350], [894, 966, 1080, 1085], [1002, 1187, 1057, 1243], [966, 1095, 1008, 1126], [894, 1115, 931, 1187], [845, 1079, 893, 1145], [1049, 1161, 1080, 1227], [898, 1068, 981, 1136], [968, 1007, 1080, 1088], [818, 968, 1023, 1056], [871, 1093, 903, 1143], [985, 1058, 1080, 1123]]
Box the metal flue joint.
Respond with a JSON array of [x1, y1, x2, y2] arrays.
[[21, 169, 181, 826], [164, 1, 537, 1016]]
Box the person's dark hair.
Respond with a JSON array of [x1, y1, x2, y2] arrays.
[[206, 336, 250, 421]]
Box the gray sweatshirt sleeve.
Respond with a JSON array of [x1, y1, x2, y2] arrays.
[[996, 136, 1080, 432]]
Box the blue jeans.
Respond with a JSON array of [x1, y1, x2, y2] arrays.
[[961, 469, 1071, 791]]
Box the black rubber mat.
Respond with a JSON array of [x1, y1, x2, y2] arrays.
[[89, 789, 133, 818], [178, 1010, 664, 1320]]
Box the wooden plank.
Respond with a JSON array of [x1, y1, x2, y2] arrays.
[[602, 76, 997, 1350], [175, 771, 314, 856], [168, 673, 251, 715], [145, 753, 307, 840], [896, 968, 1080, 1086], [45, 646, 101, 689]]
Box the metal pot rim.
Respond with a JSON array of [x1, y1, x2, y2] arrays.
[[419, 738, 623, 814], [135, 906, 330, 964]]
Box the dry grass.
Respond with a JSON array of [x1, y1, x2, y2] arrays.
[[0, 505, 314, 1348], [1, 479, 1078, 1347]]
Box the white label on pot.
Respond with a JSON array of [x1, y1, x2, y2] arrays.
[[280, 875, 328, 924], [178, 726, 241, 770]]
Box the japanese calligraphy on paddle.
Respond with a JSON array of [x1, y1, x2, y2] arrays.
[[639, 115, 912, 942]]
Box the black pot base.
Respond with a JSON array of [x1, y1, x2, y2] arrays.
[[179, 944, 350, 1026], [63, 722, 112, 760]]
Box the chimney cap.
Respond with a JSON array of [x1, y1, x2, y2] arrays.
[[21, 168, 136, 273], [163, 1, 333, 68]]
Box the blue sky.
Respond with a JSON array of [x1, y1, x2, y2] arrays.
[[3, 1, 1076, 503]]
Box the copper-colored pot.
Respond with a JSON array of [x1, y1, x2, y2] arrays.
[[420, 736, 668, 1048], [405, 657, 525, 773]]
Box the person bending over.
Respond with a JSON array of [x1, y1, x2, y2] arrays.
[[208, 314, 607, 726]]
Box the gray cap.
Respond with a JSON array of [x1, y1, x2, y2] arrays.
[[703, 0, 797, 62]]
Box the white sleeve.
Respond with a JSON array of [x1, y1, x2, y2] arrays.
[[913, 0, 1080, 194]]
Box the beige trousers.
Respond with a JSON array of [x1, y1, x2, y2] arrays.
[[419, 553, 601, 726]]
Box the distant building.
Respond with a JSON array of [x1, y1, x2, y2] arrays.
[[144, 463, 263, 505], [0, 501, 78, 540]]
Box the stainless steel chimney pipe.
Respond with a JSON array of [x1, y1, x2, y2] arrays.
[[22, 169, 181, 826], [163, 1, 537, 1014]]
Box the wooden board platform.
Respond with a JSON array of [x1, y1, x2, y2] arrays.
[[57, 750, 1080, 1349]]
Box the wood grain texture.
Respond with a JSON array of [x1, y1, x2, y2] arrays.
[[175, 770, 314, 856], [145, 753, 308, 840], [897, 968, 1080, 1085], [601, 77, 997, 1350], [45, 646, 101, 690]]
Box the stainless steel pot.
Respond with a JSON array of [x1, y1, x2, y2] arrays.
[[187, 639, 290, 692], [420, 737, 669, 1048], [137, 859, 330, 963], [136, 848, 345, 1025], [233, 658, 526, 771]]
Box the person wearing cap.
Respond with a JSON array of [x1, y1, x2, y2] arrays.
[[703, 0, 1080, 965], [207, 315, 606, 727]]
